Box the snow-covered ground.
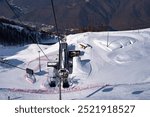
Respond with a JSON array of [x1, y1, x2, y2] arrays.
[[0, 28, 150, 100]]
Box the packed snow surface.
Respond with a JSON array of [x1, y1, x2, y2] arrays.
[[0, 28, 150, 100]]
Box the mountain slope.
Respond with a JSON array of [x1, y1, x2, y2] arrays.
[[0, 0, 150, 32], [1, 28, 150, 99]]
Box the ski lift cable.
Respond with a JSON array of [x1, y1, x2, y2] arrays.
[[5, 0, 21, 22], [50, 0, 59, 36], [0, 60, 26, 71], [4, 0, 50, 62], [29, 35, 51, 61]]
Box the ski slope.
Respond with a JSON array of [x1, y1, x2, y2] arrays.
[[0, 28, 150, 100]]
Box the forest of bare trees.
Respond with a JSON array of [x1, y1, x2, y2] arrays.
[[0, 17, 51, 46]]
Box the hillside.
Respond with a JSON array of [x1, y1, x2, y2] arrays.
[[0, 17, 56, 46], [0, 0, 150, 32], [0, 28, 150, 99]]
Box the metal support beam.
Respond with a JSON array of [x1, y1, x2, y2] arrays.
[[59, 77, 62, 100]]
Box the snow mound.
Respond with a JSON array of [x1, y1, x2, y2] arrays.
[[109, 41, 150, 64], [72, 57, 91, 77], [93, 36, 136, 51]]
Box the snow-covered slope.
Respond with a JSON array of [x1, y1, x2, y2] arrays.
[[0, 28, 150, 100]]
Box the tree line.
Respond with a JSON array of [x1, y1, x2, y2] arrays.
[[0, 17, 51, 46]]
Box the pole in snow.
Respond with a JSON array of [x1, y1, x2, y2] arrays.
[[107, 31, 109, 47], [38, 51, 41, 72]]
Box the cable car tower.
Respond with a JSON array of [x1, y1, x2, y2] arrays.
[[47, 0, 80, 100]]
